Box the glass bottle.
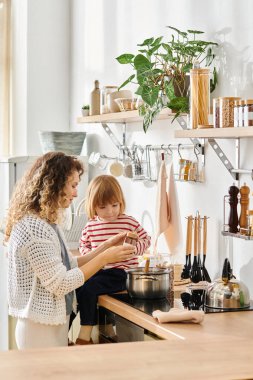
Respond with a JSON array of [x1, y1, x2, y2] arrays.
[[90, 80, 101, 115]]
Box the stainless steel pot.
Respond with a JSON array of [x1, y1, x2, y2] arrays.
[[126, 268, 171, 299]]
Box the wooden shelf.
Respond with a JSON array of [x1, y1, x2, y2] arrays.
[[77, 108, 174, 124], [175, 127, 253, 139]]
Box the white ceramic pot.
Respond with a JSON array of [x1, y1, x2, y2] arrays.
[[82, 109, 89, 116]]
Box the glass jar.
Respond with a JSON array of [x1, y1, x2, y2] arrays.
[[189, 68, 210, 129], [213, 97, 220, 128], [220, 97, 241, 128], [233, 99, 240, 127], [101, 86, 118, 114], [244, 99, 253, 127], [182, 160, 191, 181], [246, 210, 253, 236], [238, 100, 245, 127]]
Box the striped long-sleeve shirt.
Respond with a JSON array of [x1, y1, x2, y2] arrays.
[[79, 214, 151, 269]]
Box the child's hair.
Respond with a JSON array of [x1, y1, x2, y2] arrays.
[[85, 175, 126, 219]]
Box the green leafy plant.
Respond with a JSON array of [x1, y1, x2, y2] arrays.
[[82, 104, 90, 110], [116, 26, 218, 132]]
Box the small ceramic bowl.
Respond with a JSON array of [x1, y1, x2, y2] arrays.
[[108, 90, 132, 112], [115, 98, 134, 112]]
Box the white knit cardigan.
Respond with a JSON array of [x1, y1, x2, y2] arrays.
[[8, 215, 84, 325]]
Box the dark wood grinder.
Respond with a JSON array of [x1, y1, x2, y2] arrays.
[[228, 184, 239, 233]]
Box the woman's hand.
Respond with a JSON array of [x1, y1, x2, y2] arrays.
[[102, 245, 135, 264]]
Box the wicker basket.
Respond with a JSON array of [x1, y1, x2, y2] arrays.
[[38, 131, 86, 155]]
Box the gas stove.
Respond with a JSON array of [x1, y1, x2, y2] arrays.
[[110, 291, 253, 316]]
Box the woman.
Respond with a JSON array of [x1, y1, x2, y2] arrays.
[[4, 152, 134, 349]]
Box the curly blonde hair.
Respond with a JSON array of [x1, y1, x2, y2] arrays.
[[4, 152, 84, 241], [85, 175, 126, 219]]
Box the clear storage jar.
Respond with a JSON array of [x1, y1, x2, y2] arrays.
[[244, 99, 253, 127], [101, 86, 118, 114], [233, 99, 240, 127], [213, 97, 220, 128], [220, 97, 241, 128], [238, 100, 245, 127], [189, 68, 210, 129]]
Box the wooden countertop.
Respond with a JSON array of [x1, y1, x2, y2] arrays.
[[1, 337, 253, 379], [2, 293, 253, 379], [98, 293, 253, 341]]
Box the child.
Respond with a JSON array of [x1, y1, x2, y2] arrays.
[[76, 175, 151, 345]]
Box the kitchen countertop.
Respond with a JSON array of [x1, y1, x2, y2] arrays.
[[98, 292, 253, 341], [1, 337, 253, 379], [1, 292, 253, 379]]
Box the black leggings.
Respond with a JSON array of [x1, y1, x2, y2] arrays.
[[75, 268, 127, 326]]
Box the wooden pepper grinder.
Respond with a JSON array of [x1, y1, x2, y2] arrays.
[[228, 184, 239, 233], [239, 183, 250, 235]]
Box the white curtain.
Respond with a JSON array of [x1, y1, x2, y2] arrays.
[[0, 0, 11, 156]]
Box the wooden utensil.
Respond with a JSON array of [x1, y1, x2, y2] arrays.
[[190, 216, 202, 283], [144, 258, 150, 273], [202, 215, 211, 283]]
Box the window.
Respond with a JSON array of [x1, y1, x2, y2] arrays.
[[0, 0, 11, 155]]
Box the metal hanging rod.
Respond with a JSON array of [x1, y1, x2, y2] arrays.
[[148, 143, 201, 151]]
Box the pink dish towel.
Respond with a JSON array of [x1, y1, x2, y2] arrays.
[[154, 160, 182, 255], [152, 308, 205, 324]]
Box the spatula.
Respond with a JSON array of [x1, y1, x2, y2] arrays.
[[202, 215, 211, 283], [181, 215, 192, 279], [190, 216, 202, 283]]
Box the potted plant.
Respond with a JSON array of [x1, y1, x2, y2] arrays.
[[116, 26, 218, 132], [81, 104, 90, 116]]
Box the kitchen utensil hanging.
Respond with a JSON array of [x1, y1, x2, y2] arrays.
[[190, 216, 202, 283], [201, 216, 211, 283]]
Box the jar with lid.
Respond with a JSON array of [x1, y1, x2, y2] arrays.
[[238, 100, 245, 127], [182, 160, 191, 181], [189, 68, 210, 129], [213, 97, 220, 128], [123, 231, 138, 246], [233, 99, 241, 127], [244, 99, 253, 127], [101, 86, 118, 114], [220, 97, 241, 128]]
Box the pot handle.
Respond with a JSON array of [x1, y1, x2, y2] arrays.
[[135, 276, 158, 281]]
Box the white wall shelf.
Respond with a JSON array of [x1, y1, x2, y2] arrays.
[[175, 127, 253, 181], [175, 127, 253, 139], [77, 108, 175, 124]]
